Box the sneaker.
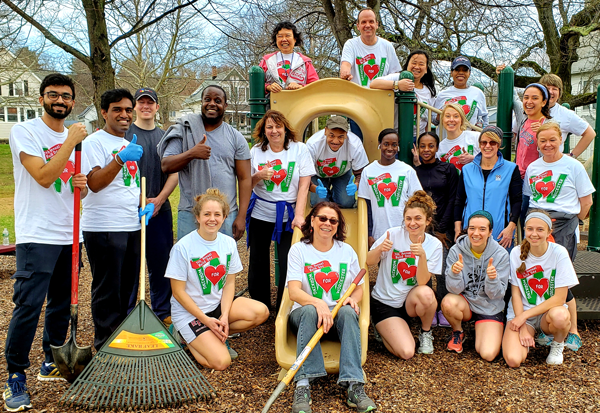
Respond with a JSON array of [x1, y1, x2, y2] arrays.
[[292, 385, 312, 413], [347, 383, 377, 412], [417, 330, 434, 354], [225, 339, 238, 360], [37, 362, 65, 381], [437, 311, 451, 328], [3, 373, 32, 412], [565, 332, 582, 352], [447, 330, 465, 353], [535, 331, 553, 346], [546, 341, 565, 365]]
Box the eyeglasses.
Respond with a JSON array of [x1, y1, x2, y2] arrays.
[[43, 92, 73, 102], [480, 140, 499, 147], [315, 215, 339, 225]]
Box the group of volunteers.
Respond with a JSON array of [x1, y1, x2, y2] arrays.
[[4, 6, 597, 413]]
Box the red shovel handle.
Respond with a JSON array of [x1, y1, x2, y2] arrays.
[[71, 143, 81, 306]]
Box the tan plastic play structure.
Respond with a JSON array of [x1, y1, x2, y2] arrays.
[[272, 79, 394, 378]]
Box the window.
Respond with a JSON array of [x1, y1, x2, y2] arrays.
[[0, 108, 4, 122], [23, 80, 29, 96], [20, 108, 25, 121], [238, 87, 246, 102], [8, 83, 14, 96], [15, 82, 23, 96], [170, 111, 176, 118], [38, 108, 43, 117], [27, 109, 36, 119], [7, 107, 18, 122]]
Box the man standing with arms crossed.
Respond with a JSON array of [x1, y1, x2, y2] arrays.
[[5, 74, 87, 412], [125, 88, 178, 325]]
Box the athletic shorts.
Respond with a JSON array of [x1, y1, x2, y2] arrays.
[[178, 304, 222, 344], [371, 296, 410, 325], [506, 305, 545, 333], [459, 295, 504, 325]]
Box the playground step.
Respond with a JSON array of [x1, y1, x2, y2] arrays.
[[571, 251, 600, 319], [576, 298, 600, 320]]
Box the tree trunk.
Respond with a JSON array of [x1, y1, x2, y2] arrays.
[[320, 0, 354, 49]]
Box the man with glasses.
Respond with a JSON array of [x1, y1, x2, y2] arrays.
[[6, 74, 88, 411]]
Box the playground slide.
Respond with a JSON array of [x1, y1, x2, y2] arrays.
[[274, 198, 370, 377]]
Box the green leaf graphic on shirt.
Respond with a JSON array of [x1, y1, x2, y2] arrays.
[[43, 146, 74, 193], [391, 176, 405, 207], [280, 161, 296, 192], [305, 266, 324, 299], [546, 174, 568, 203], [217, 254, 231, 291], [543, 269, 556, 300], [357, 56, 386, 86]]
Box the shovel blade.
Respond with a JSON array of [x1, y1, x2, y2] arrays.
[[51, 339, 93, 383]]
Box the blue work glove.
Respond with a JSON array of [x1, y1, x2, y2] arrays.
[[139, 203, 155, 225], [346, 174, 357, 196], [118, 134, 143, 163], [316, 179, 328, 199]]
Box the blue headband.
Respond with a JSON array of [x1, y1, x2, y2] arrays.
[[526, 83, 549, 101]]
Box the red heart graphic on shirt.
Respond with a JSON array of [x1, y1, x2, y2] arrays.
[[397, 262, 417, 281], [59, 161, 75, 183], [363, 64, 380, 80], [277, 67, 287, 81], [449, 156, 464, 171], [315, 271, 339, 293], [322, 166, 340, 177], [271, 169, 287, 185], [462, 104, 471, 115], [377, 182, 397, 200], [535, 181, 555, 198], [204, 264, 226, 286], [126, 161, 138, 177], [528, 278, 549, 297]]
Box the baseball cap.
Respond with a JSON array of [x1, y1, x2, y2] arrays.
[[451, 56, 471, 71], [326, 116, 349, 132], [135, 88, 158, 102]]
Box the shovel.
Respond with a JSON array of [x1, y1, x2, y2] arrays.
[[51, 142, 93, 382]]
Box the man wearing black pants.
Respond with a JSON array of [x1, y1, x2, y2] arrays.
[[126, 88, 178, 325], [82, 88, 154, 350]]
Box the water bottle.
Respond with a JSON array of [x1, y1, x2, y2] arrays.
[[2, 228, 8, 246]]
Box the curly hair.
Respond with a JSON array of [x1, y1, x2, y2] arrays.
[[440, 103, 468, 132], [300, 202, 346, 244], [404, 190, 437, 231], [192, 188, 230, 225], [252, 110, 297, 152], [517, 209, 551, 273]]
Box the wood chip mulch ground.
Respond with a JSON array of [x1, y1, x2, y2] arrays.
[[1, 239, 599, 413]]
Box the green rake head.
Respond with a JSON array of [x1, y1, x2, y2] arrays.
[[59, 301, 216, 410]]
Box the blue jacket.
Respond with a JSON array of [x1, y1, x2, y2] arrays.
[[458, 152, 519, 241]]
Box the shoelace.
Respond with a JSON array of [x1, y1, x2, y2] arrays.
[[452, 331, 462, 344], [549, 343, 563, 357], [7, 379, 27, 396], [352, 385, 369, 402], [294, 386, 310, 403]]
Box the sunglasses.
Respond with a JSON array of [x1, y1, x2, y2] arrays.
[[480, 140, 499, 147], [315, 215, 339, 225]]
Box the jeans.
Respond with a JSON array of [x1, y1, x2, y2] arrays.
[[5, 243, 75, 374], [84, 231, 141, 350], [128, 208, 173, 320], [289, 305, 363, 384], [310, 170, 356, 208], [178, 209, 238, 240]]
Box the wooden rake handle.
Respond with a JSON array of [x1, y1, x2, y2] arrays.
[[140, 177, 147, 301]]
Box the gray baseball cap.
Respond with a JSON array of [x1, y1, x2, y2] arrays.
[[326, 116, 349, 132]]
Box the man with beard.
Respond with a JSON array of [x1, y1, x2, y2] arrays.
[[81, 88, 153, 351], [6, 73, 87, 411], [159, 85, 251, 241]]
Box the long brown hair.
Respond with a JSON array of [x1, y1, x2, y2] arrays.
[[252, 110, 297, 151], [300, 202, 346, 243]]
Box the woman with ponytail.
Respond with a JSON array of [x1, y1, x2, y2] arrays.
[[502, 210, 579, 367], [366, 190, 443, 359]]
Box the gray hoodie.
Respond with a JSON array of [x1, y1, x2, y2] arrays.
[[445, 235, 509, 315]]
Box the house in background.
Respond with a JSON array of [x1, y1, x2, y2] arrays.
[[0, 48, 46, 139], [77, 104, 99, 134]]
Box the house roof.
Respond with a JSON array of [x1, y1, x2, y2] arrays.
[[186, 68, 248, 105]]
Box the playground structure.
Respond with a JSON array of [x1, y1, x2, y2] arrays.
[[248, 67, 600, 379]]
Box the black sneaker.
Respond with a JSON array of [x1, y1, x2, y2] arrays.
[[292, 385, 311, 413], [347, 383, 377, 412]]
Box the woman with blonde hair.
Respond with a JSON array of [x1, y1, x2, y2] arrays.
[[436, 103, 480, 172]]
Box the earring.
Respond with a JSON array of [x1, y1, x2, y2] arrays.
[[378, 144, 381, 149]]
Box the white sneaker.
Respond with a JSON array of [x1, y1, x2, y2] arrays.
[[546, 341, 564, 365], [417, 330, 434, 354]]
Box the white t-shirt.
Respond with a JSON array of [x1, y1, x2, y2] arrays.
[[306, 129, 369, 179], [286, 240, 363, 312], [379, 73, 434, 135], [436, 131, 481, 172], [10, 118, 82, 245], [434, 86, 489, 127], [341, 36, 401, 87], [357, 160, 422, 240], [371, 227, 442, 307], [509, 242, 578, 313], [81, 130, 141, 232], [165, 231, 243, 330], [523, 155, 595, 214], [549, 104, 590, 153], [250, 141, 315, 223]]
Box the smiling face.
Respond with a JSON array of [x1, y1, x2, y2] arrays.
[[101, 98, 133, 136], [276, 28, 296, 54], [442, 107, 462, 133], [310, 206, 339, 241], [523, 87, 546, 118], [418, 134, 438, 163], [325, 127, 347, 152], [451, 66, 470, 88], [357, 10, 378, 41], [380, 133, 399, 161], [537, 128, 561, 158], [134, 96, 159, 122], [265, 117, 286, 148], [40, 84, 75, 120], [196, 200, 225, 237], [404, 207, 430, 236], [525, 217, 551, 248], [467, 217, 492, 250], [407, 53, 428, 83], [201, 87, 227, 124], [545, 85, 560, 107], [479, 133, 499, 161]]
